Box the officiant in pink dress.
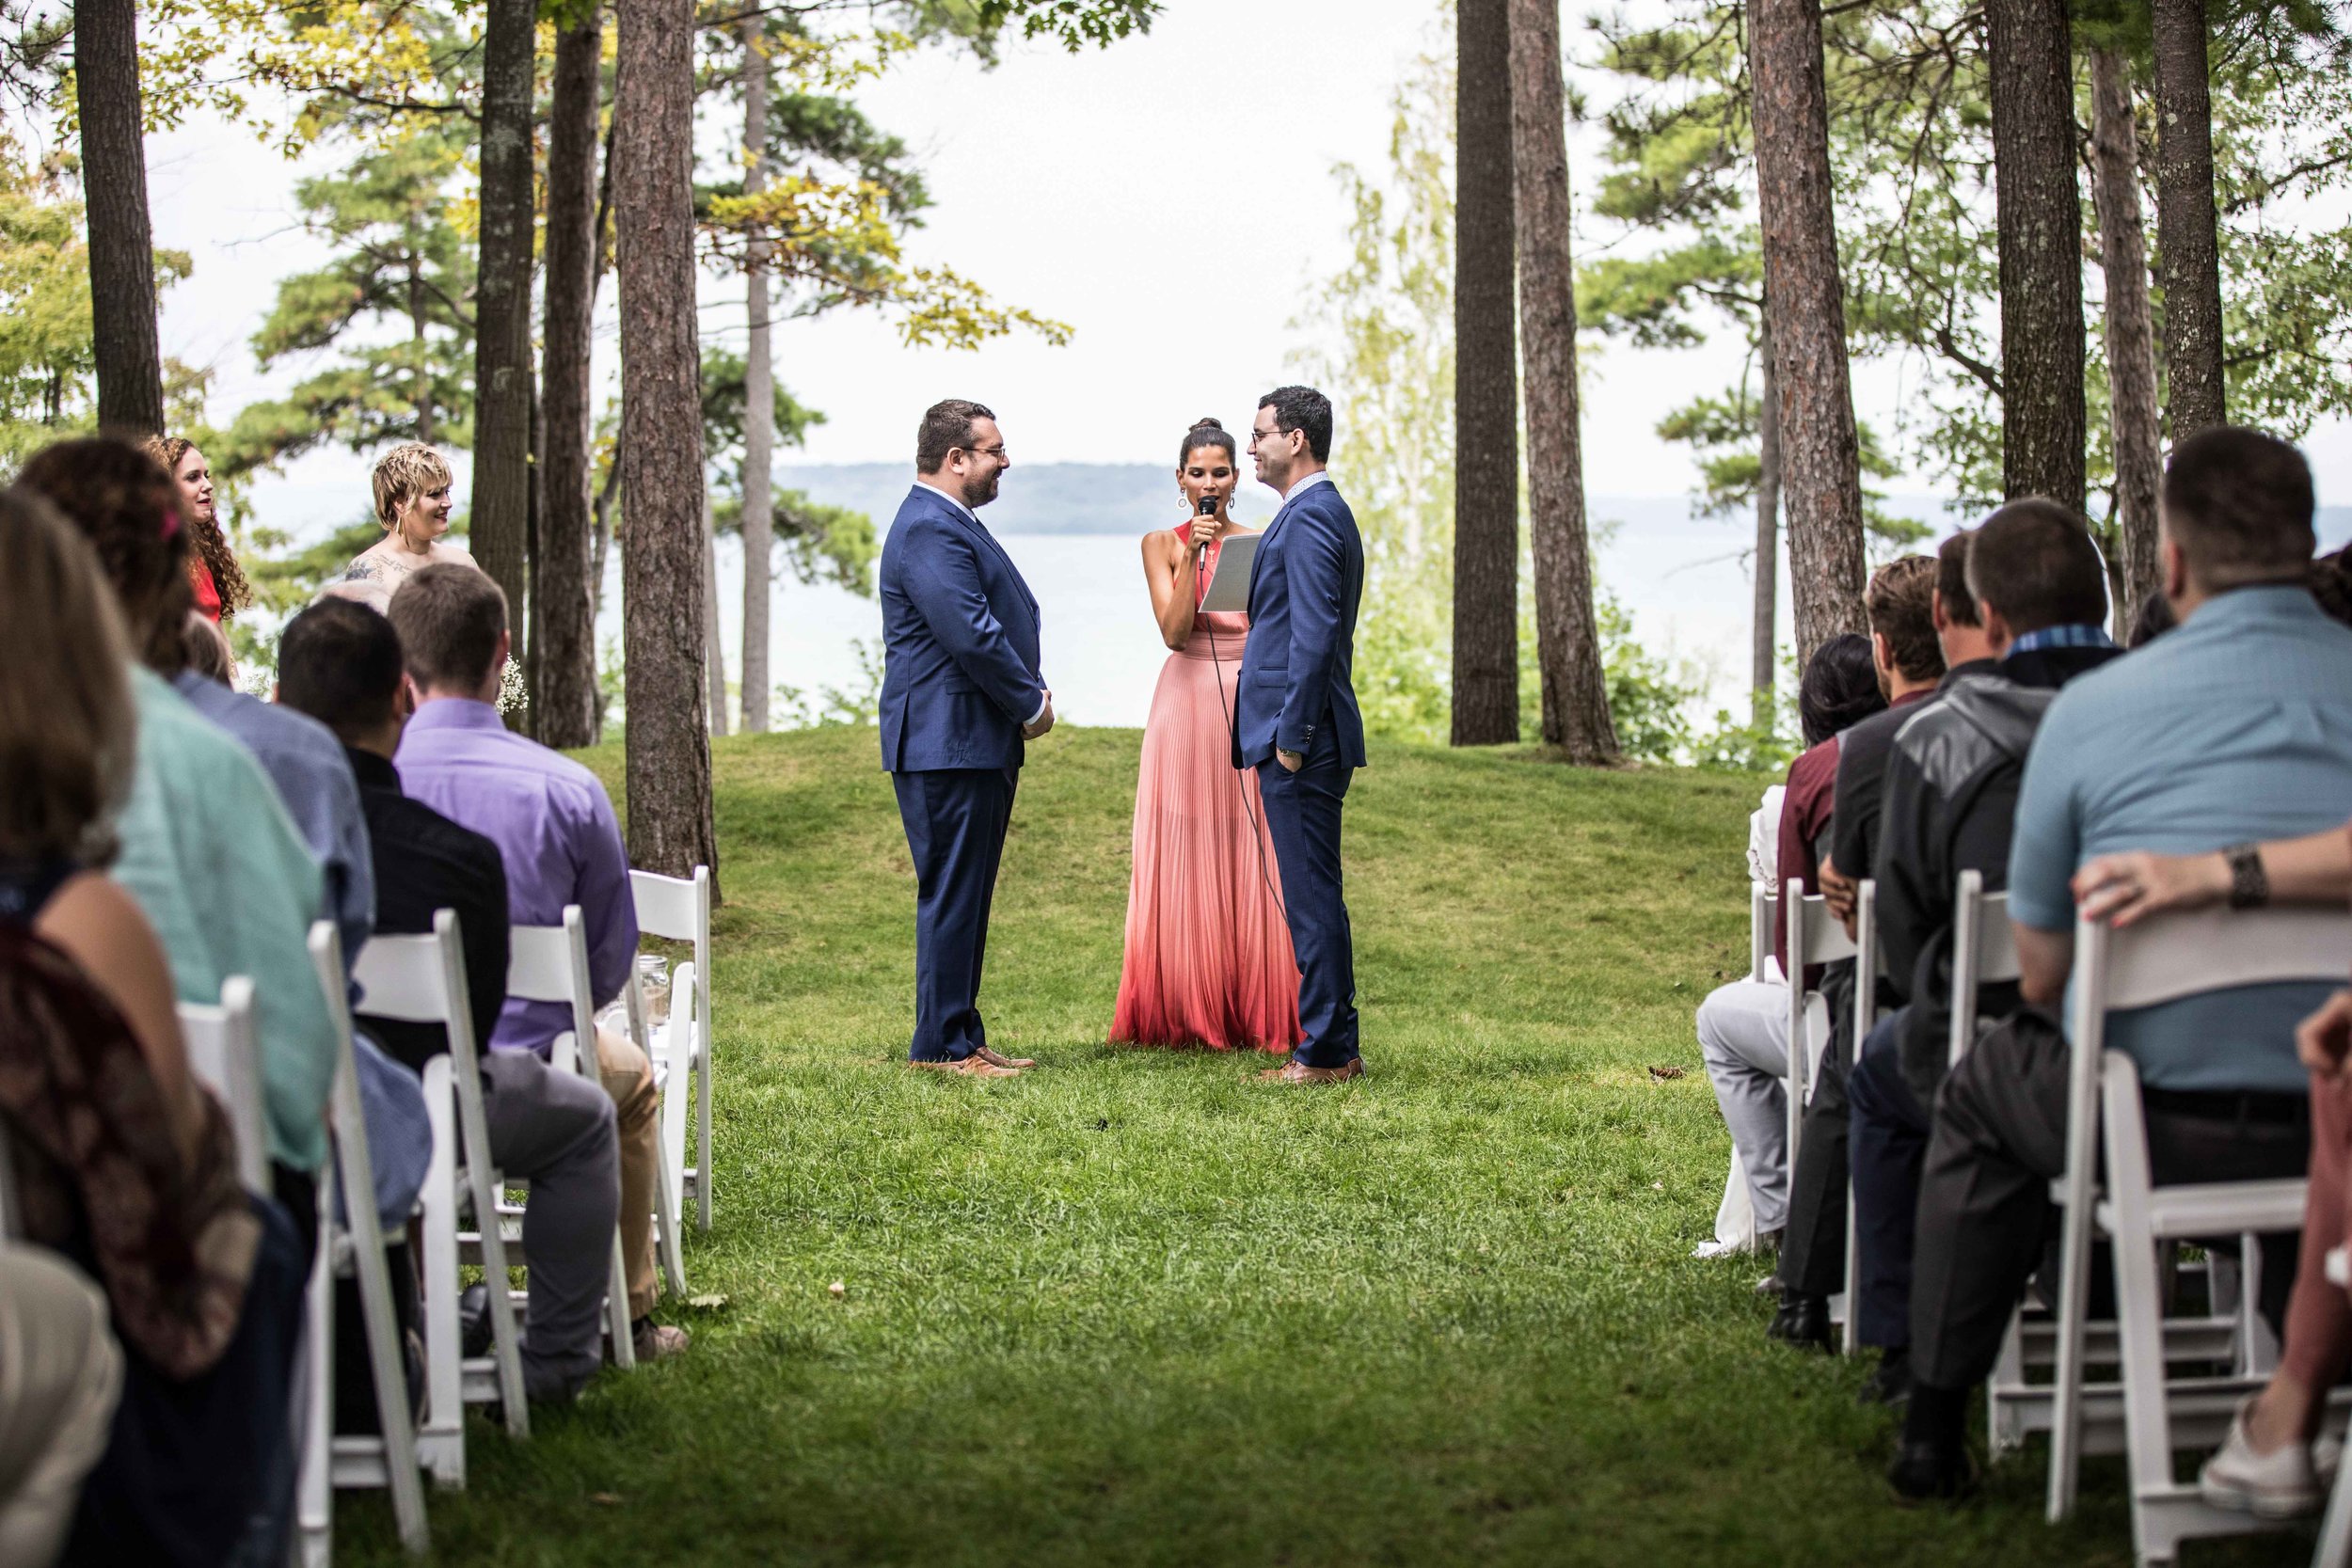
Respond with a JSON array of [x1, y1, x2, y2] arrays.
[[1109, 419, 1303, 1053]]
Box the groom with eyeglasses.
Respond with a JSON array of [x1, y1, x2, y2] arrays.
[[878, 399, 1051, 1078], [1237, 385, 1369, 1084]]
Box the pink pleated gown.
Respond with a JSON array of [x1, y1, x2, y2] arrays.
[[1110, 535, 1304, 1053]]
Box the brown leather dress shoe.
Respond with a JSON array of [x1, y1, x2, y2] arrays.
[[1257, 1058, 1365, 1085], [912, 1055, 1022, 1078], [975, 1046, 1036, 1069]]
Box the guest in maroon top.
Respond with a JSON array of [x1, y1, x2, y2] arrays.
[[1774, 633, 1887, 975]]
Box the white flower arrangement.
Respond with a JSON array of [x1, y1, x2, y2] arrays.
[[498, 656, 529, 717]]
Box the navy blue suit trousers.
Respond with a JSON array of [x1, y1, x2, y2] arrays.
[[893, 767, 1018, 1062], [1256, 731, 1359, 1068]]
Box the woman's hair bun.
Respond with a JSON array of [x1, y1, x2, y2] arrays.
[[1190, 417, 1223, 432]]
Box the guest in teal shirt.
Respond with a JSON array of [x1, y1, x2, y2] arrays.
[[18, 438, 339, 1177]]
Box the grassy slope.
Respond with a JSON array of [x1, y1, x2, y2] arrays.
[[346, 726, 2298, 1565]]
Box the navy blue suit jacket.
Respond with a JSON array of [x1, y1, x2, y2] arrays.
[[878, 484, 1045, 772], [1233, 477, 1367, 769]]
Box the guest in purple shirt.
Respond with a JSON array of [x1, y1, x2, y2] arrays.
[[386, 565, 685, 1357]]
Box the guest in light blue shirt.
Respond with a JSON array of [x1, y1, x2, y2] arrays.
[[2010, 577, 2352, 1091]]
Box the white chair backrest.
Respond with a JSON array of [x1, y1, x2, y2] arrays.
[[353, 911, 487, 1075], [179, 975, 269, 1192], [1785, 881, 1857, 968], [1750, 886, 1778, 981], [507, 907, 596, 1066], [2090, 904, 2352, 1017], [629, 865, 711, 1025], [1947, 871, 2019, 1066]]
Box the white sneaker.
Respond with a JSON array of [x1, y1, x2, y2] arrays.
[[2201, 1401, 2323, 1519]]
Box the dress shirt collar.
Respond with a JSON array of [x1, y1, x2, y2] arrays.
[[2182, 582, 2330, 633], [405, 695, 508, 734], [1282, 469, 1333, 502], [914, 480, 980, 524], [2008, 623, 2117, 655], [346, 747, 402, 792]]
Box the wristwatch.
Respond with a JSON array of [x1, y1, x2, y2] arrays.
[[2222, 843, 2269, 910]]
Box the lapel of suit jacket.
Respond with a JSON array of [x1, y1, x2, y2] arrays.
[[1248, 483, 1313, 623], [921, 487, 1037, 617]]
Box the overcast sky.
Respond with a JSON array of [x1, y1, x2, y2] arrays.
[[143, 0, 2351, 534]]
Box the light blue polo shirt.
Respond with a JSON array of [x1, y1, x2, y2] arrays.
[[2009, 585, 2352, 1092]]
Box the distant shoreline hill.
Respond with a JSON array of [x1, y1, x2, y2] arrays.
[[779, 462, 2352, 549]]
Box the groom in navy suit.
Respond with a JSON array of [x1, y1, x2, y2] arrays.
[[1236, 386, 1368, 1084], [879, 400, 1052, 1077]]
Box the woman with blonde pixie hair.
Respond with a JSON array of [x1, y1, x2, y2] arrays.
[[342, 440, 476, 591]]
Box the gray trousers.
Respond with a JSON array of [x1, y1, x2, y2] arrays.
[[1697, 980, 1792, 1233], [0, 1245, 121, 1567], [479, 1049, 620, 1403]]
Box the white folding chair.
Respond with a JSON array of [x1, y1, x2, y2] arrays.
[[2044, 902, 2352, 1563], [509, 908, 644, 1365], [1838, 879, 1884, 1357], [1783, 879, 1861, 1338], [295, 924, 430, 1559], [353, 911, 531, 1487], [176, 977, 268, 1193], [629, 865, 714, 1233], [1951, 874, 2250, 1479], [1751, 885, 1781, 984]]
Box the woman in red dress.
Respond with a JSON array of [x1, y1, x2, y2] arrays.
[[1109, 419, 1302, 1053], [143, 436, 250, 625]]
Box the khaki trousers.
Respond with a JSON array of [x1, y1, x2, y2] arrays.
[[0, 1245, 122, 1567], [594, 1025, 660, 1322]]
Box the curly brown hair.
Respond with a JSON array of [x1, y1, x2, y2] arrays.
[[140, 434, 252, 618], [17, 436, 194, 674]]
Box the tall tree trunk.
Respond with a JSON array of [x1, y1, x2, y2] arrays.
[[1985, 0, 2087, 510], [471, 0, 537, 631], [524, 366, 544, 736], [739, 18, 776, 735], [2090, 44, 2163, 632], [1750, 0, 1867, 665], [1452, 0, 1520, 746], [407, 245, 435, 443], [1753, 307, 1783, 725], [2150, 0, 2226, 437], [537, 12, 605, 750], [75, 0, 164, 435], [617, 0, 720, 894], [704, 491, 729, 736], [1508, 0, 1614, 765]]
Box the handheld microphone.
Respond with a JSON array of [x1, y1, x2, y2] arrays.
[[1197, 495, 1217, 516]]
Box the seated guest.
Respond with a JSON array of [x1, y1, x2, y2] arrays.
[[139, 435, 249, 626], [16, 437, 340, 1255], [2076, 822, 2352, 1513], [181, 610, 234, 687], [1844, 504, 2120, 1407], [1895, 427, 2352, 1499], [0, 484, 306, 1566], [1767, 560, 1936, 1346], [343, 442, 477, 594], [1696, 632, 1883, 1264], [279, 598, 623, 1404], [0, 1244, 120, 1568], [388, 564, 686, 1362]]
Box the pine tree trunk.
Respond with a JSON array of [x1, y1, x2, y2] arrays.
[[1452, 0, 1521, 746], [2151, 0, 2226, 437], [739, 18, 775, 735], [704, 490, 729, 736], [1753, 306, 1782, 725], [537, 12, 605, 750], [471, 0, 537, 631], [75, 0, 164, 436], [2090, 44, 2163, 632], [1750, 0, 1867, 666], [1508, 0, 1614, 765], [407, 247, 435, 444], [1985, 0, 2087, 510], [617, 0, 720, 895]]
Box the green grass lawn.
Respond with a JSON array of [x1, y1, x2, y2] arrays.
[[344, 725, 2307, 1565]]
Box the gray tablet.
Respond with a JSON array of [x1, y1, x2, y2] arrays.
[[1198, 531, 1261, 614]]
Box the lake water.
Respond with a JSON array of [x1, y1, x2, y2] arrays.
[[621, 509, 1780, 733]]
